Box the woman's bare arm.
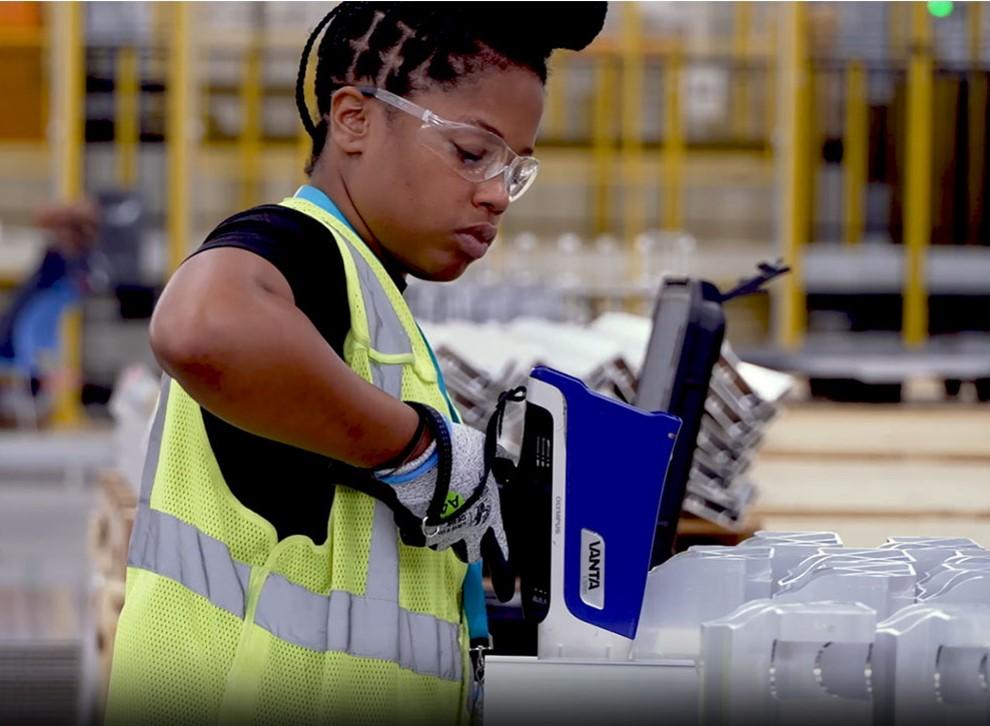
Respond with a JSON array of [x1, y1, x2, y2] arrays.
[[149, 247, 421, 468]]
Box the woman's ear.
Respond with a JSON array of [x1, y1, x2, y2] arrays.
[[329, 86, 371, 154]]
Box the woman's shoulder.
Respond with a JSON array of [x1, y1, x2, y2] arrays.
[[195, 204, 353, 357], [205, 203, 336, 246], [193, 203, 349, 304]]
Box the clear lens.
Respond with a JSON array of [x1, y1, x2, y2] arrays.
[[419, 124, 509, 181], [418, 120, 540, 200], [505, 157, 540, 201]]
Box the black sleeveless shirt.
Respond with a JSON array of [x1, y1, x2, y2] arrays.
[[187, 204, 404, 543]]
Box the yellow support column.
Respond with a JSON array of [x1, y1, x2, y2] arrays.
[[51, 4, 84, 199], [299, 126, 313, 182], [970, 1, 983, 64], [591, 54, 615, 235], [731, 2, 754, 141], [843, 61, 868, 245], [297, 32, 313, 182], [167, 2, 193, 275], [807, 65, 821, 247], [240, 37, 263, 209], [903, 3, 932, 348], [50, 1, 85, 428], [662, 49, 684, 231], [776, 2, 810, 351], [889, 3, 908, 60], [56, 307, 83, 421], [968, 2, 986, 244], [151, 2, 168, 48], [116, 46, 140, 188], [760, 9, 781, 160], [546, 52, 570, 140], [764, 53, 777, 161], [621, 2, 645, 267]]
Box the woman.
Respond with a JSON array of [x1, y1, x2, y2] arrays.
[[105, 3, 606, 724]]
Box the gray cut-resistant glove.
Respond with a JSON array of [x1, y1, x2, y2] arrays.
[[327, 393, 524, 601], [375, 414, 508, 567]]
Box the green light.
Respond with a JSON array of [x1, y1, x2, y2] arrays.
[[927, 1, 954, 18]]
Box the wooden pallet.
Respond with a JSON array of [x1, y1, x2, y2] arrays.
[[88, 471, 136, 582], [87, 470, 136, 710], [0, 587, 79, 640]]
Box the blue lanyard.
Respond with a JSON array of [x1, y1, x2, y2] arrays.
[[294, 185, 356, 233], [416, 323, 460, 424], [414, 326, 488, 643]]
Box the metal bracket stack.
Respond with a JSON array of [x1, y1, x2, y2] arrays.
[[426, 319, 641, 454], [683, 344, 792, 529], [425, 315, 791, 533]]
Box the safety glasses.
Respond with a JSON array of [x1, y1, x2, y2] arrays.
[[357, 86, 540, 203]]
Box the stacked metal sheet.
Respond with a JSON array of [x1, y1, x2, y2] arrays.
[[0, 633, 86, 725], [422, 318, 639, 452], [683, 346, 791, 529], [421, 314, 791, 530]]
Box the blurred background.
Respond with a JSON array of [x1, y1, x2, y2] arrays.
[[0, 1, 988, 723]]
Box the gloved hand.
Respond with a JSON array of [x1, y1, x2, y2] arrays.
[[371, 389, 526, 603], [375, 415, 507, 566]]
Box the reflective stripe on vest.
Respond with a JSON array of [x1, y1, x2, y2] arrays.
[[130, 505, 462, 682], [128, 506, 251, 619], [337, 219, 413, 395]]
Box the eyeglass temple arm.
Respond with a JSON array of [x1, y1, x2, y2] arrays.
[[356, 85, 433, 124]]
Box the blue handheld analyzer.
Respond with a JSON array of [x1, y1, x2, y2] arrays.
[[515, 366, 680, 660]]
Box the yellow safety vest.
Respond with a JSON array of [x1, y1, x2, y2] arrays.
[[105, 196, 469, 726]]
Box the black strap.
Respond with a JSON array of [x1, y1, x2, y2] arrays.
[[485, 386, 527, 466], [337, 393, 527, 544], [330, 462, 424, 541], [375, 412, 428, 474], [426, 386, 528, 527], [410, 402, 457, 532], [718, 259, 791, 303]]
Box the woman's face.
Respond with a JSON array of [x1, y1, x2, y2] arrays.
[[350, 66, 544, 282]]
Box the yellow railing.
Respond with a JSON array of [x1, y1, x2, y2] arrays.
[[157, 3, 944, 348]]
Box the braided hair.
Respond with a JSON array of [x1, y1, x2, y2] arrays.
[[296, 2, 607, 173]]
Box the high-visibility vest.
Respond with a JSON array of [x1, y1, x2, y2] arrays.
[[105, 195, 469, 726]]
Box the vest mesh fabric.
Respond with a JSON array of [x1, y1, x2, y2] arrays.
[[151, 383, 280, 567], [109, 576, 243, 725]]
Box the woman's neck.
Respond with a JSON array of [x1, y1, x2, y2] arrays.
[[308, 168, 407, 285]]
